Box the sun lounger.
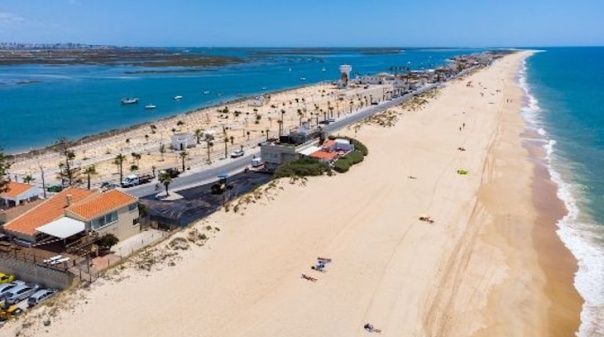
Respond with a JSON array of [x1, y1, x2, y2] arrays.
[[43, 255, 63, 264], [50, 257, 70, 265]]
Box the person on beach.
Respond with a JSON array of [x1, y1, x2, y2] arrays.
[[301, 274, 317, 282], [364, 323, 381, 333]]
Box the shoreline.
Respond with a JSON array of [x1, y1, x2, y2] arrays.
[[0, 51, 583, 337], [7, 81, 324, 158]]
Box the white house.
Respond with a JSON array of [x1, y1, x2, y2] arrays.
[[0, 182, 40, 209], [171, 133, 196, 151]]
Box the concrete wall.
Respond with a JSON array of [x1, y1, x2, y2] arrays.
[[96, 204, 140, 242], [0, 254, 73, 289]]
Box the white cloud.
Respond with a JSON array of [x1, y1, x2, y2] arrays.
[[0, 12, 25, 25]]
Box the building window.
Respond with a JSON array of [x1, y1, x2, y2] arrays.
[[128, 203, 137, 212], [90, 211, 118, 230]]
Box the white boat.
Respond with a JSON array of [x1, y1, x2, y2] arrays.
[[203, 91, 210, 94], [145, 104, 156, 110], [121, 97, 139, 105], [300, 77, 306, 81], [288, 67, 292, 72], [321, 67, 326, 72], [174, 95, 183, 100]]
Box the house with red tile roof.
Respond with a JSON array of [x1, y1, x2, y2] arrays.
[[2, 187, 140, 245], [0, 182, 41, 209]]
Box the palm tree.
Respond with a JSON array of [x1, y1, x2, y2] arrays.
[[114, 154, 126, 183], [159, 144, 166, 161], [179, 151, 188, 172], [83, 165, 97, 190], [229, 136, 234, 145], [297, 109, 303, 125], [131, 152, 142, 165], [195, 129, 204, 144], [224, 138, 229, 158], [246, 131, 251, 141], [207, 141, 214, 163], [277, 119, 284, 137], [158, 172, 172, 196], [144, 134, 149, 143], [22, 174, 35, 185]]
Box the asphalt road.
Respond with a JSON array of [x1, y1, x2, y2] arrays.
[[126, 83, 440, 198]]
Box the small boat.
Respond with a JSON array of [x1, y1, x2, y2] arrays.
[[174, 95, 183, 100], [261, 87, 267, 90], [288, 67, 292, 72], [145, 104, 156, 110], [203, 91, 210, 94], [300, 77, 306, 81], [121, 97, 139, 105], [321, 67, 326, 72]]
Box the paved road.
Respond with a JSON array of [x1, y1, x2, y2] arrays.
[[126, 83, 441, 198]]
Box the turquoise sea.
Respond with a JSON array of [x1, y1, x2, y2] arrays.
[[523, 47, 604, 336], [0, 48, 480, 153]]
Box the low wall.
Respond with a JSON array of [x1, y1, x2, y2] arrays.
[[0, 254, 73, 289]]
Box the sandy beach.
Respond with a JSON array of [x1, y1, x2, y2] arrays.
[[1, 51, 583, 337]]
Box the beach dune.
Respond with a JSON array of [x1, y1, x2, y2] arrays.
[[1, 51, 582, 337]]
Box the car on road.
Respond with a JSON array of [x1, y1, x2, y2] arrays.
[[327, 118, 336, 123], [159, 167, 180, 178], [2, 283, 40, 305], [27, 289, 57, 307], [371, 101, 379, 105], [230, 150, 245, 158], [318, 120, 330, 125]]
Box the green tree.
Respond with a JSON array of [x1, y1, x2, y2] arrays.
[[207, 141, 214, 163], [22, 174, 35, 185], [114, 154, 126, 183], [83, 165, 97, 190], [179, 151, 188, 172], [158, 171, 172, 196], [159, 143, 166, 160], [0, 148, 11, 193], [55, 137, 80, 187], [195, 129, 204, 144]]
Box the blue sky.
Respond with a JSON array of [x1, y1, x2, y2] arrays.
[[1, 0, 603, 47]]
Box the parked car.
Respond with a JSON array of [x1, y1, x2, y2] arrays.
[[46, 185, 63, 193], [2, 283, 40, 305], [27, 289, 57, 307], [327, 118, 336, 123], [159, 167, 180, 178], [100, 182, 119, 191], [0, 273, 14, 285], [230, 150, 245, 158]]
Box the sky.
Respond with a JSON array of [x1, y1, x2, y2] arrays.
[[0, 0, 603, 47]]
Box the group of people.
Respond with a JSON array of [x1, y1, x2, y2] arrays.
[[300, 257, 382, 333], [301, 257, 331, 282]]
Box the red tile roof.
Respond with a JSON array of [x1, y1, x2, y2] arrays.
[[3, 188, 96, 236], [310, 151, 338, 160], [67, 190, 137, 220], [0, 182, 35, 199]]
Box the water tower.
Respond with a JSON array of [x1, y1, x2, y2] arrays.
[[339, 64, 352, 88]]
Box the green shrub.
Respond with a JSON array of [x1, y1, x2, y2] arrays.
[[343, 150, 364, 164], [275, 157, 331, 178], [334, 158, 350, 173]]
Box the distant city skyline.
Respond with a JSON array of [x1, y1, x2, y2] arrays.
[[1, 0, 603, 47]]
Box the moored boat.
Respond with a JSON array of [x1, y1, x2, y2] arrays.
[[145, 104, 156, 110], [174, 95, 183, 100], [121, 97, 139, 105]]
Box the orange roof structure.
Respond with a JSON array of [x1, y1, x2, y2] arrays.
[[3, 188, 96, 236], [0, 182, 35, 199], [310, 151, 338, 160], [68, 190, 136, 220]]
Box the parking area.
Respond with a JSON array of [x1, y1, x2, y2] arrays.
[[0, 272, 59, 324], [140, 170, 273, 230]]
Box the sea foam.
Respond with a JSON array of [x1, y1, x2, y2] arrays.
[[519, 56, 604, 336]]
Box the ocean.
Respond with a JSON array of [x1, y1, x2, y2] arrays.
[[522, 47, 604, 336], [0, 48, 481, 154]]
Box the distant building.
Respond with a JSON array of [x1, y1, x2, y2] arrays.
[[171, 133, 196, 151]]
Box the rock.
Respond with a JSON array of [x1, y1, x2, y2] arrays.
[[169, 237, 190, 250]]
